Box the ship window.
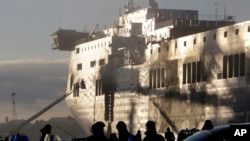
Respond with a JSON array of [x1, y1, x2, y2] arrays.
[[248, 26, 250, 32], [213, 33, 216, 40], [90, 61, 96, 67], [187, 63, 191, 83], [161, 68, 165, 87], [234, 54, 240, 77], [184, 41, 186, 47], [157, 68, 161, 88], [228, 55, 234, 78], [222, 53, 245, 78], [193, 39, 196, 45], [77, 63, 82, 70], [223, 56, 228, 79], [240, 53, 245, 76], [96, 79, 102, 96], [153, 69, 157, 88], [76, 48, 80, 54], [166, 44, 169, 51], [224, 31, 227, 38], [201, 61, 207, 81], [203, 37, 206, 43], [99, 59, 105, 65], [158, 47, 161, 53], [175, 42, 177, 49], [192, 62, 196, 83], [149, 70, 153, 89], [150, 49, 153, 54], [235, 29, 239, 35], [183, 64, 186, 84]]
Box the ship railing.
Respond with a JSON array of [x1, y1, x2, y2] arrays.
[[198, 14, 235, 22], [155, 14, 235, 30]]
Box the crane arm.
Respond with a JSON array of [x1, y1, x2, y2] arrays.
[[9, 91, 73, 135], [88, 24, 99, 40]]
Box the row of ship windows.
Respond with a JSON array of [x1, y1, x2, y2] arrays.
[[75, 41, 111, 54], [183, 53, 245, 84], [148, 53, 245, 89], [77, 59, 105, 70], [150, 26, 250, 54]]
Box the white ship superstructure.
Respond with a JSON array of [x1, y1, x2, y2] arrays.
[[51, 0, 250, 137]]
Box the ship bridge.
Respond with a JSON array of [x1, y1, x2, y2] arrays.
[[51, 29, 88, 51]]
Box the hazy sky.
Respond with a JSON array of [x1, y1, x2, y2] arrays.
[[0, 0, 250, 123]]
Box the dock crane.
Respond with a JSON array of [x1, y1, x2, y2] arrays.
[[9, 91, 73, 135]]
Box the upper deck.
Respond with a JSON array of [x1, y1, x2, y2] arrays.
[[51, 2, 235, 51]]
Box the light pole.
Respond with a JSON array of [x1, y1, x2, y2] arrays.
[[12, 93, 17, 121]]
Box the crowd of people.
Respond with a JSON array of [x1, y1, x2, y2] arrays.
[[84, 120, 165, 141], [3, 119, 213, 141], [82, 119, 213, 141]]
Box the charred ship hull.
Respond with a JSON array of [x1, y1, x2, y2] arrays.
[[51, 1, 250, 136]]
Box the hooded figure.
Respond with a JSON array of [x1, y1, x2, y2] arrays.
[[40, 124, 51, 141], [86, 121, 109, 141]]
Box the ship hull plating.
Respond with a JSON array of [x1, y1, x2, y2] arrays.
[[51, 2, 250, 136]]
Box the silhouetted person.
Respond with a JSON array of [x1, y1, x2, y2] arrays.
[[110, 133, 118, 141], [201, 120, 214, 130], [136, 130, 142, 141], [177, 130, 185, 141], [86, 121, 109, 141], [143, 121, 164, 141], [116, 121, 137, 141], [40, 124, 52, 141], [165, 127, 175, 141]]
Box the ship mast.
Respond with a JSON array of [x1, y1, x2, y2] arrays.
[[124, 0, 135, 14]]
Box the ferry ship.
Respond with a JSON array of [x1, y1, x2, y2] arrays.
[[51, 0, 250, 136]]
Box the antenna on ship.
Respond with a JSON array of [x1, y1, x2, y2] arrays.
[[223, 0, 228, 21], [215, 2, 219, 21]]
